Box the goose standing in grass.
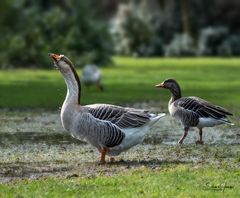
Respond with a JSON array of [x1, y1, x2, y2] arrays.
[[49, 53, 165, 163], [155, 79, 233, 144], [81, 64, 103, 91]]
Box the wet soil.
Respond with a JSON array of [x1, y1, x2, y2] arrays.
[[0, 103, 239, 183]]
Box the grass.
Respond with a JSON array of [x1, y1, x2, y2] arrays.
[[0, 57, 239, 197], [0, 165, 239, 197], [0, 57, 239, 109], [0, 143, 239, 197]]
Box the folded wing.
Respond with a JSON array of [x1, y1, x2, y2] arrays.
[[86, 104, 151, 129], [177, 97, 232, 121]]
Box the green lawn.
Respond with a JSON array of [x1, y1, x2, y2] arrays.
[[0, 57, 239, 197], [0, 57, 239, 109], [1, 165, 239, 197]]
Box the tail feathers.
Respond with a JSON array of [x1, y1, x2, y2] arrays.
[[220, 118, 234, 126], [149, 113, 166, 126], [157, 113, 166, 118]]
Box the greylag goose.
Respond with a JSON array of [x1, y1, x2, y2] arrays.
[[49, 53, 165, 163], [81, 64, 103, 91], [155, 79, 233, 144]]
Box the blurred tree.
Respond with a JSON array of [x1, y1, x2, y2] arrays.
[[1, 0, 240, 63], [0, 0, 113, 68], [165, 34, 195, 56], [157, 0, 166, 8], [180, 0, 191, 36], [219, 35, 240, 56], [111, 2, 164, 56], [211, 0, 240, 33], [110, 0, 240, 57], [198, 27, 229, 56]]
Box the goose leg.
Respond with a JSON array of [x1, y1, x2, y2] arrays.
[[96, 81, 104, 91], [98, 147, 109, 164], [99, 84, 104, 91], [110, 157, 115, 162], [178, 127, 189, 144], [96, 83, 100, 91], [196, 128, 204, 145]]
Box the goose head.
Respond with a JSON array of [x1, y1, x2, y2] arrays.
[[155, 78, 182, 100], [48, 53, 81, 104], [48, 53, 75, 73], [155, 79, 179, 89]]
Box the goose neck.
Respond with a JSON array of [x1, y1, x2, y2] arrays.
[[61, 67, 81, 105], [169, 86, 181, 103]]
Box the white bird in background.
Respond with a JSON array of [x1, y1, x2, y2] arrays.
[[81, 64, 103, 91], [156, 79, 233, 145], [49, 53, 165, 164]]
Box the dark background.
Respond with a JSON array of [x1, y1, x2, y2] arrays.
[[0, 0, 240, 68]]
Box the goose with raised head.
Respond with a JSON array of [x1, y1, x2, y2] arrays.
[[155, 79, 233, 145], [49, 53, 165, 163]]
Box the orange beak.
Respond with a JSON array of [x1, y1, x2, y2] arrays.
[[48, 53, 63, 62], [155, 83, 165, 88]]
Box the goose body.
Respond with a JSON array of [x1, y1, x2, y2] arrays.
[[61, 103, 164, 156], [49, 53, 165, 163], [156, 79, 233, 144]]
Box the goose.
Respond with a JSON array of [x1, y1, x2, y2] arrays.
[[48, 53, 165, 163], [81, 64, 103, 91], [155, 79, 233, 145]]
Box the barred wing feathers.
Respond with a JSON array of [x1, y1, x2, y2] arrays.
[[86, 104, 151, 129], [176, 97, 232, 122], [99, 122, 125, 147]]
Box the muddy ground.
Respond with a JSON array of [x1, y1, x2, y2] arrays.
[[0, 103, 239, 183]]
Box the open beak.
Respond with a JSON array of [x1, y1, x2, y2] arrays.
[[48, 53, 62, 62], [155, 83, 165, 88]]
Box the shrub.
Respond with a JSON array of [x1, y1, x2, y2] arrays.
[[218, 35, 240, 56], [110, 3, 164, 57], [0, 0, 113, 68], [165, 34, 196, 56], [197, 26, 229, 56]]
